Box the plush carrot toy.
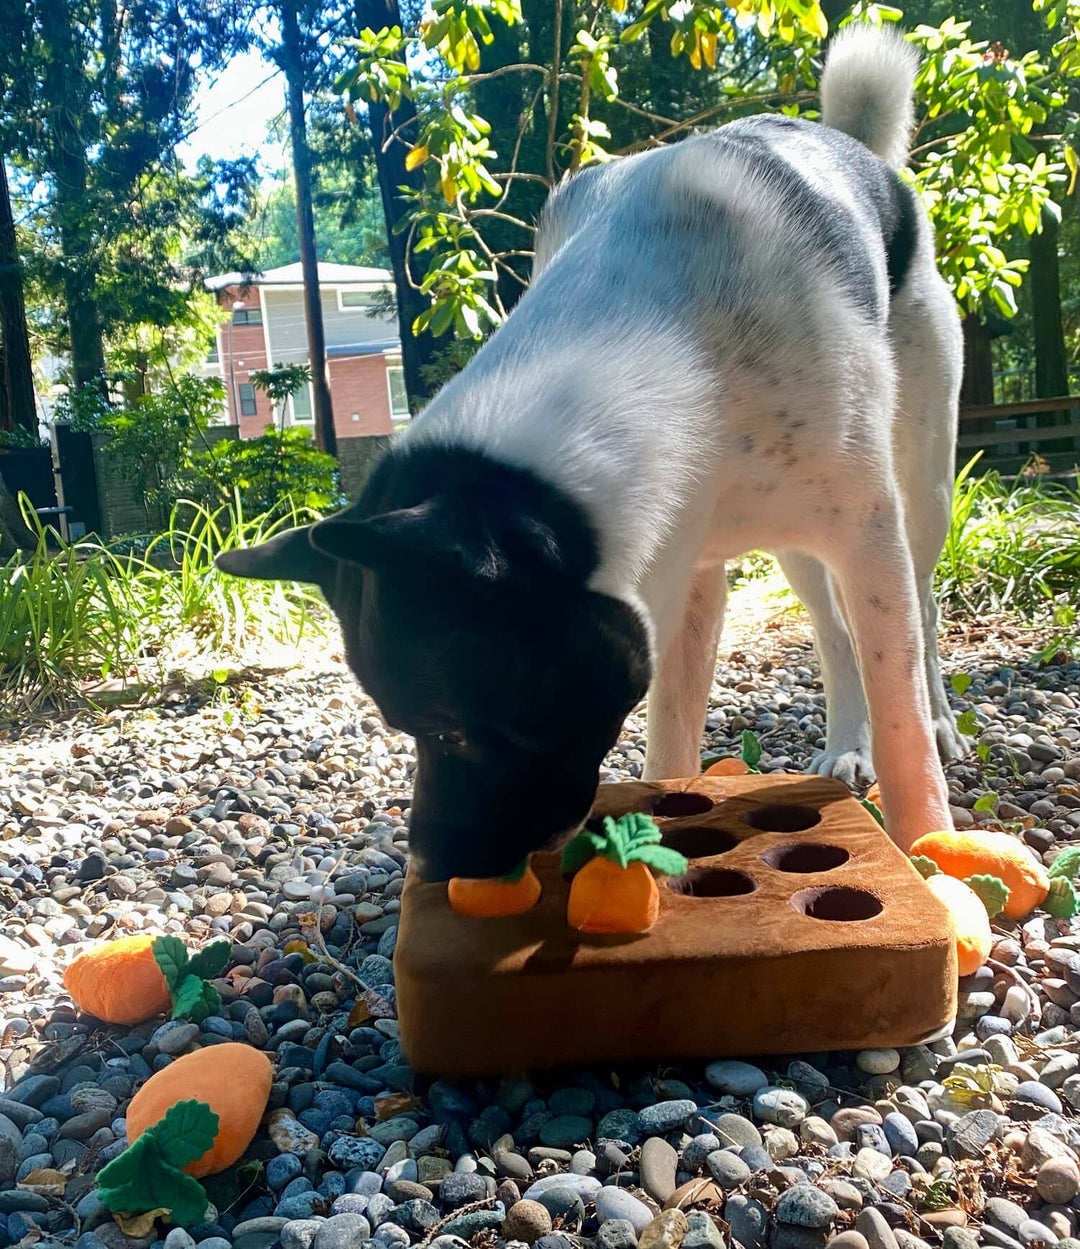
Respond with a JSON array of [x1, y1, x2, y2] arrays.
[[448, 860, 542, 917], [910, 829, 1053, 919], [65, 935, 231, 1025], [96, 1044, 272, 1227], [561, 813, 688, 933]]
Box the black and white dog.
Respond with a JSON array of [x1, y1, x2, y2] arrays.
[[220, 25, 965, 881]]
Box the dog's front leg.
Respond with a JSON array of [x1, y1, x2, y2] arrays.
[[825, 493, 951, 851], [644, 563, 727, 781]]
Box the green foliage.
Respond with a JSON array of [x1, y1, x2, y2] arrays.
[[0, 494, 325, 714], [740, 730, 763, 771], [186, 943, 232, 981], [963, 873, 1010, 916], [950, 673, 972, 697], [906, 17, 1067, 316], [861, 798, 885, 827], [97, 1100, 217, 1227], [250, 364, 314, 426], [1044, 876, 1080, 918], [340, 0, 1077, 347], [561, 812, 689, 876], [0, 505, 142, 711], [974, 792, 1001, 812], [911, 855, 942, 878], [936, 456, 1080, 623], [1049, 846, 1080, 879], [181, 428, 343, 517]]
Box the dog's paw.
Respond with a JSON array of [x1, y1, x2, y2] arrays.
[[806, 744, 876, 788], [934, 713, 970, 764]]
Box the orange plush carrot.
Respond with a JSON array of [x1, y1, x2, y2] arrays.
[[562, 813, 688, 933], [911, 828, 1049, 919], [448, 860, 542, 917], [64, 935, 172, 1025], [125, 1043, 273, 1178], [704, 757, 750, 777]]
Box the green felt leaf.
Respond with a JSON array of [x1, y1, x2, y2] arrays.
[[152, 936, 189, 992], [153, 1101, 219, 1170], [1049, 846, 1080, 881], [560, 832, 603, 877], [963, 874, 1010, 918], [1044, 877, 1080, 919], [498, 860, 528, 884], [861, 798, 885, 828], [911, 855, 942, 879], [97, 1134, 209, 1228], [185, 941, 231, 982], [740, 730, 762, 770], [171, 975, 221, 1023], [631, 844, 689, 877]]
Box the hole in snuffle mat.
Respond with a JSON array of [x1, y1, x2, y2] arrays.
[[743, 804, 822, 834], [761, 842, 850, 873], [667, 867, 757, 898], [648, 791, 715, 819], [661, 825, 739, 859], [791, 885, 882, 921]]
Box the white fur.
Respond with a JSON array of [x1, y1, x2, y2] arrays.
[[402, 25, 963, 850], [820, 24, 919, 169]]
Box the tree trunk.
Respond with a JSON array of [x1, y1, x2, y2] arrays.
[[280, 0, 337, 457], [960, 314, 996, 407], [0, 156, 37, 436], [0, 468, 35, 558], [1028, 203, 1069, 399], [37, 0, 108, 397], [355, 0, 440, 408]]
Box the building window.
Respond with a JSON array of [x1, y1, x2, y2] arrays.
[[290, 384, 314, 424], [206, 339, 220, 364], [238, 383, 257, 416], [232, 307, 263, 325], [387, 366, 410, 420], [338, 289, 372, 310]]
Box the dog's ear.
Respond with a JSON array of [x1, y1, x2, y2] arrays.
[[312, 496, 568, 583], [215, 525, 336, 584]]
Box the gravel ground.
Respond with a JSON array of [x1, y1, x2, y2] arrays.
[[1, 588, 1079, 1249]]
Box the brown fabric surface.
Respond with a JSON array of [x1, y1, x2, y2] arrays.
[[395, 774, 958, 1075]]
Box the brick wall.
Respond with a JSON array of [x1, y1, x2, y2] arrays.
[[328, 355, 395, 438], [215, 283, 274, 436], [92, 426, 239, 538]]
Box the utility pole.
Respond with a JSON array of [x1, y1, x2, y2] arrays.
[[279, 0, 337, 457]]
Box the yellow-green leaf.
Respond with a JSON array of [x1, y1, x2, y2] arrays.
[[405, 143, 429, 171]]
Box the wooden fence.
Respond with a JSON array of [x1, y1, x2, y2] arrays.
[[958, 394, 1080, 476]]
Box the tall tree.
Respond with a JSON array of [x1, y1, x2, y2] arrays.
[[0, 157, 37, 435], [6, 0, 250, 401], [275, 0, 338, 456]]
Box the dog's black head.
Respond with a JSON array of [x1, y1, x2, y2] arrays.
[[217, 447, 651, 880]]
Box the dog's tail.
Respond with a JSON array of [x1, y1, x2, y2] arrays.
[[820, 24, 918, 169]]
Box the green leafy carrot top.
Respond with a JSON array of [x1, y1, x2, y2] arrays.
[[561, 813, 688, 878], [96, 1100, 217, 1227]]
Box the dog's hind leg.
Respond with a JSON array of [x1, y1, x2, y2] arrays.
[[644, 563, 727, 781], [776, 550, 874, 785]]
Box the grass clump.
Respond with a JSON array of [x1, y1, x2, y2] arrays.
[[0, 495, 325, 714], [936, 455, 1080, 625]]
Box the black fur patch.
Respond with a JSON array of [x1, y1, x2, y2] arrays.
[[217, 446, 652, 881]]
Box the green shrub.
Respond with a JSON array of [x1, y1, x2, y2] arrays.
[[936, 456, 1080, 623], [183, 427, 343, 516]]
